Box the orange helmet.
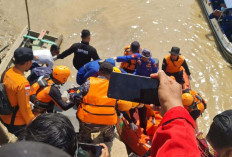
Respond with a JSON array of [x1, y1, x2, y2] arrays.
[[182, 93, 194, 110], [52, 65, 71, 84], [113, 67, 121, 73]]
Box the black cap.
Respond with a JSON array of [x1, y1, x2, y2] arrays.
[[169, 47, 181, 55], [141, 49, 151, 58], [14, 47, 33, 64], [131, 41, 140, 53], [0, 141, 70, 157], [213, 110, 232, 136], [207, 110, 232, 149], [99, 61, 113, 75]]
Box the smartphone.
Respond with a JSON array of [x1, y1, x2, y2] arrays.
[[77, 143, 103, 157], [107, 72, 160, 105]]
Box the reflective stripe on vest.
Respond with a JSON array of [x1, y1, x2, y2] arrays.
[[77, 77, 117, 125], [120, 45, 137, 71], [165, 54, 184, 73]]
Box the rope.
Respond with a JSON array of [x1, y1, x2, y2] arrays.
[[25, 0, 31, 30]]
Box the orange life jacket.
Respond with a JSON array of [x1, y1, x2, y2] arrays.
[[77, 77, 117, 125], [165, 54, 184, 73], [189, 90, 207, 114], [30, 79, 54, 106], [120, 45, 141, 72]]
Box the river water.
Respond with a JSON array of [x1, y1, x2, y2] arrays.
[[1, 0, 232, 135]]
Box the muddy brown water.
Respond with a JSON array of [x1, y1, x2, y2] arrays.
[[1, 0, 232, 135]]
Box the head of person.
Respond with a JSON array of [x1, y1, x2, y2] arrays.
[[52, 65, 71, 85], [50, 45, 60, 56], [14, 47, 33, 71], [182, 91, 206, 120], [104, 58, 116, 66], [130, 41, 140, 53], [141, 49, 151, 62], [23, 113, 77, 156], [169, 47, 181, 61], [0, 141, 71, 157], [98, 62, 113, 80], [81, 29, 91, 43], [206, 110, 232, 156]]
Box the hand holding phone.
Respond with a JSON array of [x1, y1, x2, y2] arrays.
[[150, 70, 183, 116]]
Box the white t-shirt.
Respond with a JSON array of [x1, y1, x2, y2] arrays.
[[33, 49, 53, 69]]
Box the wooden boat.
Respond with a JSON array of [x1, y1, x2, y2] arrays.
[[0, 27, 63, 75], [198, 0, 232, 64]]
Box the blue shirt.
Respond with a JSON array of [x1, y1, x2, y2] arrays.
[[76, 60, 101, 85], [117, 53, 158, 77], [76, 58, 122, 85]]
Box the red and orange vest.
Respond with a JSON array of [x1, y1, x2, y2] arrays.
[[120, 45, 141, 72], [164, 54, 184, 73]]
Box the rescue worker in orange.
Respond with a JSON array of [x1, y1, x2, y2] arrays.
[[30, 65, 75, 114], [0, 48, 35, 137], [120, 41, 142, 73], [181, 89, 218, 156], [162, 47, 191, 85], [75, 62, 133, 144], [182, 89, 207, 121]]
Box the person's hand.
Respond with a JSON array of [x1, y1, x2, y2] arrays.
[[99, 143, 109, 157], [150, 70, 183, 116], [112, 57, 117, 60], [69, 93, 83, 104], [130, 123, 138, 131], [213, 9, 223, 17], [188, 75, 192, 80]]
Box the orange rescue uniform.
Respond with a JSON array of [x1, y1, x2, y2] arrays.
[[30, 79, 54, 104], [120, 45, 141, 73], [0, 67, 35, 125], [164, 54, 184, 73], [77, 77, 133, 125]]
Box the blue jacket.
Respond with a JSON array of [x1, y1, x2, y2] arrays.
[[76, 59, 101, 85], [117, 53, 158, 77], [76, 58, 120, 85]]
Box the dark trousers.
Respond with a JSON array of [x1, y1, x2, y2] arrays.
[[3, 123, 25, 138], [78, 121, 115, 143], [129, 106, 147, 133], [166, 71, 185, 85]]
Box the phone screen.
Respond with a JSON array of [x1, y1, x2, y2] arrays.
[[77, 143, 103, 157], [107, 72, 160, 105]]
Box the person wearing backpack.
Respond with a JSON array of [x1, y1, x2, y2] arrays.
[[0, 47, 35, 137]]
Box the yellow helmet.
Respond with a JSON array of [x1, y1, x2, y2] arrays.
[[52, 65, 71, 84], [117, 100, 132, 111], [182, 93, 194, 109], [113, 67, 121, 73]]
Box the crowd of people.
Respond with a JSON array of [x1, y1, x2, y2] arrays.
[[0, 28, 231, 157]]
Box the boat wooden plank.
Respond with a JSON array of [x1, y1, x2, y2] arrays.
[[0, 26, 28, 74], [38, 30, 47, 40]]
